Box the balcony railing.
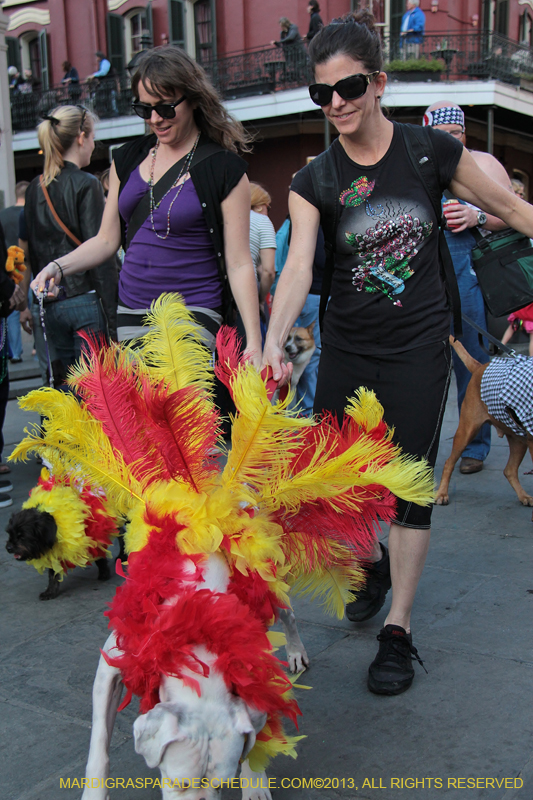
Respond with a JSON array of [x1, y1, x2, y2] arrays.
[[9, 32, 533, 134]]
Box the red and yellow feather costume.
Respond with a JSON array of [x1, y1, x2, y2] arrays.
[[12, 294, 434, 772]]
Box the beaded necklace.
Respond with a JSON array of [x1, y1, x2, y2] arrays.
[[149, 133, 201, 240]]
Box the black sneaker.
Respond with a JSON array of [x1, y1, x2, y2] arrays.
[[0, 493, 13, 508], [368, 624, 427, 695], [345, 542, 391, 622], [0, 480, 13, 493]]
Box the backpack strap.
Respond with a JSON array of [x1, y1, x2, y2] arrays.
[[308, 147, 340, 331], [400, 123, 463, 337]]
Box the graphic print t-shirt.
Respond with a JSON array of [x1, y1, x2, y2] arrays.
[[291, 123, 463, 354]]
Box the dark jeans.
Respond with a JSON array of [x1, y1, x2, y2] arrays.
[[43, 293, 107, 373]]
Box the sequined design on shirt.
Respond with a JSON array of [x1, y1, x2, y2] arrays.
[[341, 177, 433, 306]]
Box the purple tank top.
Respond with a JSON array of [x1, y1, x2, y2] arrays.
[[118, 167, 222, 309]]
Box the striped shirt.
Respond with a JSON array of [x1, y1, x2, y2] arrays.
[[250, 210, 276, 277]]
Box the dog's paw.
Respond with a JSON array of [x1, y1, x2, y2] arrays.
[[434, 494, 449, 506], [240, 767, 272, 800], [39, 586, 59, 601], [286, 646, 310, 674]]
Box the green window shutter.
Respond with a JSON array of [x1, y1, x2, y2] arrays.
[[6, 37, 21, 73], [168, 0, 185, 48], [107, 13, 125, 74], [146, 1, 154, 47], [39, 29, 49, 90]]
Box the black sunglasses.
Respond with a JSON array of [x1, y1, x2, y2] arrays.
[[309, 71, 380, 107], [131, 96, 186, 120]]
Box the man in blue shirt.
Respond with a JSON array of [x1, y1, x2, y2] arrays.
[[400, 0, 425, 59], [88, 52, 117, 116], [89, 52, 111, 79]]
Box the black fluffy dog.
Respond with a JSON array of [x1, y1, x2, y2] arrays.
[[5, 507, 124, 600]]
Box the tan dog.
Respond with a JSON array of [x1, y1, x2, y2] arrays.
[[283, 323, 315, 388], [436, 338, 533, 508]]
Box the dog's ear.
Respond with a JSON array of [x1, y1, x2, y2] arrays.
[[133, 703, 187, 768], [306, 322, 315, 340], [231, 697, 267, 761]]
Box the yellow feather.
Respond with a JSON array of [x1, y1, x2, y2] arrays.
[[134, 293, 215, 395], [220, 362, 310, 504], [259, 392, 435, 514], [247, 723, 305, 773], [11, 388, 144, 517]]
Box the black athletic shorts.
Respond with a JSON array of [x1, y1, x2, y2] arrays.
[[314, 339, 452, 529]]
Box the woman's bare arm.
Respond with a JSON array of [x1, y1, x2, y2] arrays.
[[258, 247, 276, 302], [221, 174, 262, 365], [31, 163, 123, 293], [450, 149, 533, 236], [262, 192, 319, 383]]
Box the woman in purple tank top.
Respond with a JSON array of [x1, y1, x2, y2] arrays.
[[31, 46, 262, 365]]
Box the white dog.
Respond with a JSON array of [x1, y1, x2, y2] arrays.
[[81, 553, 307, 800]]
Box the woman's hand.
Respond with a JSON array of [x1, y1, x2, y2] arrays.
[[443, 204, 479, 234], [30, 262, 62, 297], [243, 344, 262, 371], [261, 340, 293, 386]]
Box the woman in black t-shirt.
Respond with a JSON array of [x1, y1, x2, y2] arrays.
[[263, 10, 533, 697]]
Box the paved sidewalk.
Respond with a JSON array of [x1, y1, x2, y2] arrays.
[[1, 381, 532, 800]]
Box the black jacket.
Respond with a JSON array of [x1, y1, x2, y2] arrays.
[[113, 134, 247, 316], [24, 163, 118, 335], [306, 12, 323, 40]]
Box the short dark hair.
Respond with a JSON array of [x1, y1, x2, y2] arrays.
[[308, 10, 383, 74], [309, 1, 320, 12], [15, 181, 29, 201], [95, 51, 105, 59]]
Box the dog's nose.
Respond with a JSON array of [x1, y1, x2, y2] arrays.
[[5, 543, 13, 553]]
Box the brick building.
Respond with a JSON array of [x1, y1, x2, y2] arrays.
[[3, 0, 533, 226]]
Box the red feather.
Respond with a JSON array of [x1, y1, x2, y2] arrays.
[[214, 327, 245, 395], [70, 335, 168, 484], [105, 511, 300, 731], [132, 380, 221, 492]]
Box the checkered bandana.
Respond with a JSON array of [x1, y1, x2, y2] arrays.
[[480, 355, 533, 437], [423, 107, 465, 129]]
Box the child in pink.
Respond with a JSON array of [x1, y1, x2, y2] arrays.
[[502, 302, 533, 355]]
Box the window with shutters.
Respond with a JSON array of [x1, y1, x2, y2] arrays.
[[6, 37, 21, 72], [495, 0, 508, 36], [107, 13, 125, 75], [519, 10, 532, 46], [168, 0, 185, 49], [194, 0, 214, 64]]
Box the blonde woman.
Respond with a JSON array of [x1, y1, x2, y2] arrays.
[[21, 105, 117, 381]]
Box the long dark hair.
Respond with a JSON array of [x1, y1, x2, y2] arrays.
[[308, 10, 383, 74], [132, 45, 252, 153]]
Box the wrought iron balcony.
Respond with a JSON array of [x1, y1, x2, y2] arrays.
[[9, 32, 533, 134]]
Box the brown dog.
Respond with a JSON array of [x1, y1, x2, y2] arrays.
[[283, 323, 315, 387], [436, 338, 533, 509]]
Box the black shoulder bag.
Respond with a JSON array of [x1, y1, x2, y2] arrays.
[[399, 124, 462, 337], [469, 226, 533, 317]]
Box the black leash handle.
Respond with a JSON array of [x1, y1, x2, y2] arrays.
[[461, 313, 517, 358]]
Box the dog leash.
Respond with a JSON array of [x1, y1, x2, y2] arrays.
[[36, 291, 55, 387], [461, 313, 517, 359], [261, 366, 289, 402]]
